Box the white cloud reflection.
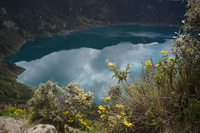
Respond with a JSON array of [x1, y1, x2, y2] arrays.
[[16, 39, 172, 104]]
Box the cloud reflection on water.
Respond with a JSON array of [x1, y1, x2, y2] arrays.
[[16, 40, 172, 104]]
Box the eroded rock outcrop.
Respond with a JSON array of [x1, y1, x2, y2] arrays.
[[0, 116, 27, 133], [2, 21, 19, 30], [26, 124, 58, 133], [0, 117, 58, 133]]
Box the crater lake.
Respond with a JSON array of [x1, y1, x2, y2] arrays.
[[5, 24, 179, 104]]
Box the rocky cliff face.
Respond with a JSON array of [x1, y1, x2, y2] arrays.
[[0, 0, 186, 58]]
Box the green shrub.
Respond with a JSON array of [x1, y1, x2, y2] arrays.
[[27, 80, 94, 132], [144, 102, 162, 131]]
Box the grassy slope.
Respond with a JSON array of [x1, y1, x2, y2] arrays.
[[0, 63, 35, 104]]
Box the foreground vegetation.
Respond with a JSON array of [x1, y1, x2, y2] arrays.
[[1, 0, 200, 132], [98, 1, 200, 132]]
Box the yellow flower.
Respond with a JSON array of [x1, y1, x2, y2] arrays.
[[144, 60, 152, 69], [116, 104, 119, 108], [100, 115, 106, 121], [187, 49, 192, 53], [108, 62, 115, 67], [98, 105, 105, 111], [124, 120, 132, 127], [145, 60, 152, 66], [100, 115, 106, 118], [155, 64, 159, 67], [14, 111, 17, 114], [107, 96, 111, 101], [68, 118, 73, 123], [161, 50, 168, 54], [98, 110, 101, 114], [79, 119, 83, 122], [102, 96, 111, 101], [63, 111, 69, 115], [76, 113, 82, 118], [121, 112, 125, 115], [72, 110, 77, 115], [99, 105, 103, 109], [116, 104, 123, 109], [117, 115, 121, 120], [86, 126, 91, 130], [168, 57, 173, 63], [68, 119, 73, 123], [76, 113, 80, 117], [82, 122, 87, 126], [132, 85, 136, 88]]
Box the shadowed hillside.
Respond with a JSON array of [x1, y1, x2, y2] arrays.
[[0, 0, 186, 57]]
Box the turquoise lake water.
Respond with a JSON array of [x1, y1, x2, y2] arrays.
[[6, 24, 179, 104]]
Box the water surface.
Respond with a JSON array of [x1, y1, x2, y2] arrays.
[[6, 24, 179, 104]]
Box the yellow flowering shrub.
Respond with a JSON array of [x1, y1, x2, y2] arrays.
[[168, 57, 173, 63], [1, 105, 34, 121], [144, 60, 152, 69], [65, 110, 91, 131], [124, 120, 132, 127], [98, 96, 134, 133], [108, 62, 130, 83], [160, 50, 168, 54]]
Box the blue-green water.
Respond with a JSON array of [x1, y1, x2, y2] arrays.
[[6, 24, 179, 104]]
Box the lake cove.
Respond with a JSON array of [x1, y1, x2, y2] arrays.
[[5, 24, 179, 104]]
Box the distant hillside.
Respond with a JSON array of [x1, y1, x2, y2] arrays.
[[0, 0, 186, 57]]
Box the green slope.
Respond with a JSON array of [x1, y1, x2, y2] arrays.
[[0, 60, 34, 104]]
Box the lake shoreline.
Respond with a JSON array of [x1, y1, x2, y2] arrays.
[[6, 22, 181, 80], [8, 24, 179, 104], [4, 22, 182, 60]]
